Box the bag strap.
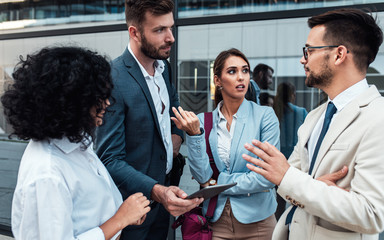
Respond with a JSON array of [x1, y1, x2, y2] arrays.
[[204, 112, 219, 220]]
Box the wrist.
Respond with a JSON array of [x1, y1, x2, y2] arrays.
[[151, 184, 166, 203], [188, 127, 204, 136]]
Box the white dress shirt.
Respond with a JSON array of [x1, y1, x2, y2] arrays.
[[307, 79, 369, 163], [12, 137, 123, 240], [216, 101, 237, 171], [128, 44, 173, 174]]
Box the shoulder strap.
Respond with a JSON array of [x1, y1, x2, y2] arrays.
[[204, 112, 219, 220]]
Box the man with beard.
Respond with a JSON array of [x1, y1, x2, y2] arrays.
[[243, 8, 384, 239], [245, 63, 274, 104], [96, 0, 202, 239]]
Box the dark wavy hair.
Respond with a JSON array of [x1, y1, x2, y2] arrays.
[[213, 48, 250, 106], [1, 46, 113, 146]]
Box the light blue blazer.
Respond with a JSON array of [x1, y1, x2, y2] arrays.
[[186, 99, 280, 223]]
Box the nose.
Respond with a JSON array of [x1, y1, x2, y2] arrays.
[[238, 71, 245, 81], [300, 55, 307, 64], [166, 28, 175, 43]]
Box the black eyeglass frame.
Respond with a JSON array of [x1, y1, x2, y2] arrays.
[[302, 45, 340, 60]]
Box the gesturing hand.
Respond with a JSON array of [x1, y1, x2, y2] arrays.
[[171, 106, 201, 136], [242, 140, 290, 186]]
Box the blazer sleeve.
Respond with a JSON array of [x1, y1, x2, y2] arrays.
[[96, 82, 157, 199]]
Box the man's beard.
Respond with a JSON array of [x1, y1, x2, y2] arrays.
[[305, 56, 333, 88], [140, 33, 172, 60]]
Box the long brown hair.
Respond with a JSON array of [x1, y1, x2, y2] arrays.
[[273, 82, 295, 122]]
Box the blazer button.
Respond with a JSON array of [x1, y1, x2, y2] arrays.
[[161, 155, 166, 160]]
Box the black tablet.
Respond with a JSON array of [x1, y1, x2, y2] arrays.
[[186, 182, 237, 200]]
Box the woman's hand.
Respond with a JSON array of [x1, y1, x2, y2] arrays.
[[115, 192, 150, 226], [171, 106, 201, 136], [100, 192, 150, 239]]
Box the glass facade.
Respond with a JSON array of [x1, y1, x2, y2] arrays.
[[1, 1, 384, 131], [177, 0, 384, 18], [0, 0, 125, 22]]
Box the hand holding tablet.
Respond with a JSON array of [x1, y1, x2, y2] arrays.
[[186, 182, 237, 200]]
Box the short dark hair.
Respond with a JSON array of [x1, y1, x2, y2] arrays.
[[1, 46, 113, 146], [213, 48, 250, 106], [252, 63, 274, 82], [308, 8, 383, 71], [125, 0, 174, 28]]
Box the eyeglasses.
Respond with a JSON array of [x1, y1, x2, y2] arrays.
[[302, 45, 339, 60]]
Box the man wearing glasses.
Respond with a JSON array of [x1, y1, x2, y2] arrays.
[[243, 8, 384, 239]]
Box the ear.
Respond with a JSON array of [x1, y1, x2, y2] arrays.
[[334, 45, 348, 66], [214, 75, 221, 86], [128, 25, 141, 42]]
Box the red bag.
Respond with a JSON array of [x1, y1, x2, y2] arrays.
[[172, 207, 212, 240], [172, 113, 218, 240]]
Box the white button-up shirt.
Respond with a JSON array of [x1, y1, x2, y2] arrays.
[[128, 44, 173, 173], [12, 137, 123, 240], [307, 79, 369, 163], [217, 101, 237, 171]]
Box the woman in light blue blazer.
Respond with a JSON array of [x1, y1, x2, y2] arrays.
[[172, 48, 280, 239]]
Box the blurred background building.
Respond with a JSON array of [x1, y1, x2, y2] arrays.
[[1, 0, 384, 237]]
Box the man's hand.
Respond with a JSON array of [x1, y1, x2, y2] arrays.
[[151, 184, 204, 216], [172, 134, 182, 158], [317, 166, 349, 191], [242, 139, 289, 185]]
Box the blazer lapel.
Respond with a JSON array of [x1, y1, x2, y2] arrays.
[[229, 101, 248, 171], [298, 103, 327, 172], [122, 49, 162, 137], [311, 86, 381, 175]]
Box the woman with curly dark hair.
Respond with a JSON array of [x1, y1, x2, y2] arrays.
[[1, 46, 150, 240]]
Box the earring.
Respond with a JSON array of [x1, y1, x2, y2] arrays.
[[218, 86, 223, 90]]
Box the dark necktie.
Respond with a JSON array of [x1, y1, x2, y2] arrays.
[[285, 102, 337, 225]]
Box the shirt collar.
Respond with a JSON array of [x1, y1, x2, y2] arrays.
[[128, 43, 165, 78], [217, 101, 238, 122], [330, 78, 369, 112], [51, 137, 89, 154]]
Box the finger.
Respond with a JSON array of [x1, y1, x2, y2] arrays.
[[242, 153, 269, 169], [251, 140, 280, 158], [177, 106, 189, 121], [329, 166, 348, 181], [244, 143, 271, 162], [170, 117, 181, 127], [172, 107, 184, 121], [173, 187, 188, 199], [246, 163, 264, 175]]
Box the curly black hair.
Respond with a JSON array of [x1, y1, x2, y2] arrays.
[[1, 46, 113, 146]]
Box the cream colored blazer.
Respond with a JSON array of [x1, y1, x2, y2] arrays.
[[274, 86, 384, 240]]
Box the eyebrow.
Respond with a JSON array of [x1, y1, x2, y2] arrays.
[[226, 65, 249, 69]]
